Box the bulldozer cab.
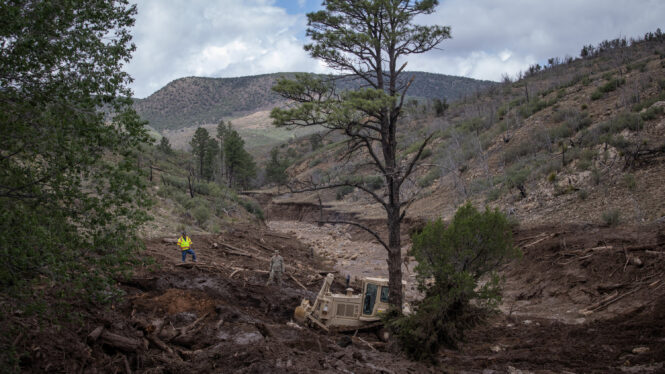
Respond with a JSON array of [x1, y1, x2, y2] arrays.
[[361, 278, 390, 317]]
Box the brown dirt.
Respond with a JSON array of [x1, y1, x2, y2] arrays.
[[8, 216, 665, 373]]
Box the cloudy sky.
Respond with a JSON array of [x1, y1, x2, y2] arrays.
[[126, 0, 665, 98]]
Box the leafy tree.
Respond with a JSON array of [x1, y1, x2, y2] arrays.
[[265, 147, 290, 186], [0, 0, 149, 335], [387, 203, 520, 361], [433, 98, 449, 117], [190, 127, 210, 178], [203, 138, 219, 181], [158, 136, 174, 154], [271, 0, 450, 309], [223, 128, 256, 188], [216, 120, 232, 179]]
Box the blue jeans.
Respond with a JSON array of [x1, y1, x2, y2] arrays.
[[181, 249, 196, 262]]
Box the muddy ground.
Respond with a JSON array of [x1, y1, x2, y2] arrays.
[[10, 215, 665, 373]]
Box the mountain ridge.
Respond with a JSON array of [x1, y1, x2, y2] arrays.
[[133, 71, 497, 132]]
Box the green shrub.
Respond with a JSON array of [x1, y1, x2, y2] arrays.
[[503, 141, 534, 164], [518, 99, 549, 118], [622, 173, 637, 191], [386, 203, 520, 362], [599, 77, 626, 93], [631, 91, 665, 112], [419, 148, 433, 160], [641, 105, 664, 121], [336, 185, 354, 200], [364, 175, 385, 190], [486, 187, 502, 202], [418, 169, 440, 188], [601, 208, 620, 226], [506, 164, 530, 198], [192, 205, 211, 225], [590, 90, 604, 101], [547, 172, 557, 183], [578, 189, 589, 200], [239, 199, 264, 220]]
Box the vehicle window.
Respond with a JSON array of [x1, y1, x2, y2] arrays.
[[363, 283, 378, 315], [380, 286, 389, 303]]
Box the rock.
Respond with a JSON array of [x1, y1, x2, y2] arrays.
[[352, 351, 364, 362], [630, 256, 643, 267], [337, 335, 352, 348], [212, 242, 218, 248], [490, 345, 503, 352], [350, 254, 359, 260], [632, 346, 649, 354], [232, 324, 264, 345]]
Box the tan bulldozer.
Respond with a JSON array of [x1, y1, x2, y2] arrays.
[[294, 273, 409, 333]]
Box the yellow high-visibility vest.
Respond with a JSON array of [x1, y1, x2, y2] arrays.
[[177, 236, 192, 251]]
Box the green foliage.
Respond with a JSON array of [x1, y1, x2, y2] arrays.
[[0, 2, 150, 367], [518, 98, 550, 118], [224, 128, 257, 188], [591, 77, 626, 100], [387, 203, 520, 361], [433, 98, 449, 117], [602, 208, 621, 226], [506, 164, 530, 197], [239, 199, 264, 220], [641, 105, 664, 121], [265, 147, 291, 186], [622, 173, 637, 191], [418, 169, 441, 188], [590, 90, 604, 101], [631, 91, 665, 112], [191, 127, 211, 177], [336, 185, 355, 200], [192, 205, 211, 225], [203, 138, 220, 181], [578, 189, 589, 200], [158, 136, 174, 155], [503, 141, 535, 164]]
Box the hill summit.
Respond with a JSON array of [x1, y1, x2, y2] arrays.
[[133, 72, 496, 132]]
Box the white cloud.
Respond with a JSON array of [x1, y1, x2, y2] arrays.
[[411, 0, 665, 81], [126, 0, 665, 96], [127, 0, 323, 97]]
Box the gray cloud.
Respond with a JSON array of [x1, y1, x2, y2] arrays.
[[408, 0, 665, 80], [126, 1, 665, 97]]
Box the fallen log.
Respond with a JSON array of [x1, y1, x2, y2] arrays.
[[355, 336, 378, 352], [99, 330, 146, 352], [87, 326, 104, 343], [288, 273, 309, 291], [265, 232, 291, 239]]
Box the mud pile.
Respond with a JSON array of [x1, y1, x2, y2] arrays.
[[10, 221, 665, 373]]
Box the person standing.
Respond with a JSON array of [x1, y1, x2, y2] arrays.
[[177, 231, 196, 262], [266, 250, 284, 286]]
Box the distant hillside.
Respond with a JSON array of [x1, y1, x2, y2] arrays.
[[133, 72, 496, 131], [276, 32, 665, 227]]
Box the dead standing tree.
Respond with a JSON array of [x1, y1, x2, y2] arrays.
[[270, 0, 450, 310]]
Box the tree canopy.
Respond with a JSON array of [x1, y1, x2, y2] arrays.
[[0, 0, 150, 302]]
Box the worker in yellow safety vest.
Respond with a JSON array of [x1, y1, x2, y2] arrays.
[[177, 231, 196, 262]]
